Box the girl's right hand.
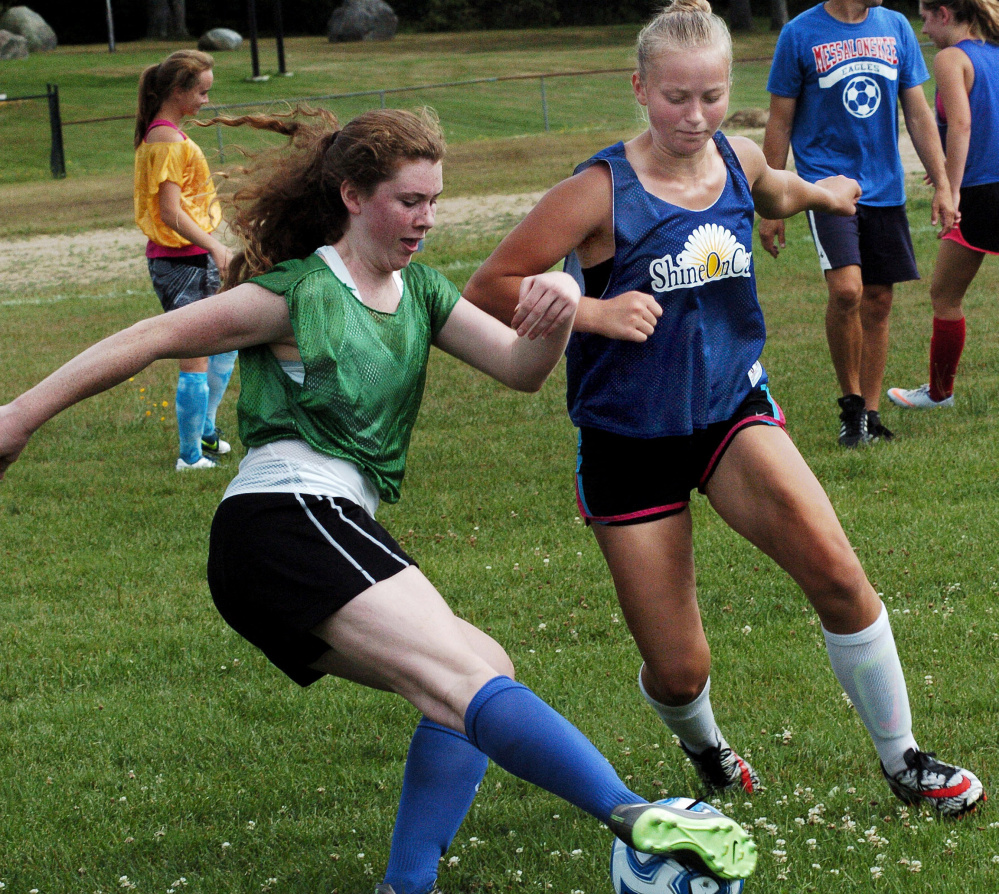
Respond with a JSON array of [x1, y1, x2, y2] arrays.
[[815, 175, 861, 217], [212, 245, 234, 280], [578, 290, 662, 342]]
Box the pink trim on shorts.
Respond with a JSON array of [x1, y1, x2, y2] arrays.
[[943, 224, 999, 257], [576, 489, 690, 525], [146, 240, 209, 259], [698, 412, 787, 490]]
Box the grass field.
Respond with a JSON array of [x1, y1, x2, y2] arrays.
[[2, 23, 999, 894]]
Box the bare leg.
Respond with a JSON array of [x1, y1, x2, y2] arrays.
[[859, 283, 893, 412], [824, 265, 864, 398]]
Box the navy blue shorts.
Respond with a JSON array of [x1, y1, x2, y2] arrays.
[[575, 385, 786, 526], [207, 492, 414, 686], [807, 203, 919, 285], [147, 254, 220, 312]]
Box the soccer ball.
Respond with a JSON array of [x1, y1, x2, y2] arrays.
[[609, 798, 745, 894], [843, 76, 881, 119]]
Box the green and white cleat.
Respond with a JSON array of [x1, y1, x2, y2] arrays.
[[608, 801, 757, 880]]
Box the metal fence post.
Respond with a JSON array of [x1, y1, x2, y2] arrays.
[[540, 76, 549, 132], [47, 83, 66, 179]]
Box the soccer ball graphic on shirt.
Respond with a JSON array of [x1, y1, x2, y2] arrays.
[[610, 798, 746, 894], [843, 75, 881, 119]]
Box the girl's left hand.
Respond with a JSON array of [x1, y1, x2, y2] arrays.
[[511, 272, 580, 340]]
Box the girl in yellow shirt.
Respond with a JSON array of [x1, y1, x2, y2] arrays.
[[134, 49, 236, 470]]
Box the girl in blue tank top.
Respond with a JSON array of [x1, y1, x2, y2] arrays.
[[888, 0, 999, 410], [466, 0, 983, 817]]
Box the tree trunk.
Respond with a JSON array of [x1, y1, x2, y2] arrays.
[[770, 0, 789, 31], [146, 0, 189, 39], [728, 0, 754, 32]]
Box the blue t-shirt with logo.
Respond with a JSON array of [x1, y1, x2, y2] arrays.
[[766, 3, 928, 206]]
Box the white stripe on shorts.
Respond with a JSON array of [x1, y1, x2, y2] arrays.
[[324, 496, 411, 568], [806, 210, 833, 273]]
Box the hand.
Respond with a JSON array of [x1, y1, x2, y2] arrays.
[[0, 404, 32, 481], [212, 245, 234, 280], [758, 218, 786, 259], [815, 175, 861, 217], [511, 271, 580, 340], [931, 184, 957, 234], [585, 290, 663, 342]]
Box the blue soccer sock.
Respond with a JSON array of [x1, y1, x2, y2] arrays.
[[382, 718, 488, 894], [464, 675, 641, 825], [176, 371, 209, 464], [203, 351, 237, 437]]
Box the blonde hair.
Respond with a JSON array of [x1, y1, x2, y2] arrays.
[[636, 0, 733, 82], [200, 106, 447, 286], [921, 0, 999, 42], [134, 50, 214, 148]]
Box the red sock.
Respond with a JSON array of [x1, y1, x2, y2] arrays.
[[929, 316, 966, 401]]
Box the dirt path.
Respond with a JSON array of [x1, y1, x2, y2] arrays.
[[0, 191, 547, 298], [0, 128, 925, 299]]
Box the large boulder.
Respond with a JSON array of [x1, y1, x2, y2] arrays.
[[198, 27, 243, 51], [328, 0, 398, 42], [0, 6, 56, 52], [0, 28, 29, 60]]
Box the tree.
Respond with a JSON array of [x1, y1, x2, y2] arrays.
[[770, 0, 788, 31], [728, 0, 753, 32], [146, 0, 189, 39]]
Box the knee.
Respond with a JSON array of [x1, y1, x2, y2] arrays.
[[802, 540, 875, 626], [827, 282, 863, 314], [642, 658, 709, 707], [861, 286, 893, 323]]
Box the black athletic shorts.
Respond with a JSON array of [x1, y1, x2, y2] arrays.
[[207, 492, 414, 686], [807, 203, 919, 285], [945, 182, 999, 254], [575, 384, 785, 526]]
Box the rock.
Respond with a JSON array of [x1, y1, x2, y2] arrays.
[[198, 27, 243, 51], [0, 6, 56, 52], [0, 29, 29, 60], [328, 0, 398, 42], [724, 108, 769, 129]]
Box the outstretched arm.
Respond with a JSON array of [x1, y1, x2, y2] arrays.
[[464, 164, 662, 342], [435, 271, 579, 393], [732, 136, 861, 222], [899, 84, 954, 232], [0, 284, 291, 479]]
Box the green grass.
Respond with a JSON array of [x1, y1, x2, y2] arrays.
[[2, 24, 999, 894]]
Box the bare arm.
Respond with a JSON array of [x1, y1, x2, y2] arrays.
[[899, 83, 954, 232], [758, 94, 797, 258], [0, 284, 291, 478], [731, 136, 861, 221], [934, 47, 974, 210], [434, 272, 578, 393], [159, 179, 233, 278], [464, 165, 662, 342]]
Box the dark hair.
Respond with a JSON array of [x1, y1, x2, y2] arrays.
[[200, 106, 447, 286], [920, 0, 999, 42], [134, 50, 214, 149]]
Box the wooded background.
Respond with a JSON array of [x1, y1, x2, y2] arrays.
[[9, 0, 921, 44]]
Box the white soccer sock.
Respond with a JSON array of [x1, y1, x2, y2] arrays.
[[822, 602, 918, 775], [639, 667, 723, 753]]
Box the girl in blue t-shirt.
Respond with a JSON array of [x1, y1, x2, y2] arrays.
[[888, 0, 999, 409], [0, 107, 757, 893], [466, 0, 983, 818]]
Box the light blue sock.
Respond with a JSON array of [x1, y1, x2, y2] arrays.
[[176, 371, 209, 464], [203, 351, 237, 437], [382, 718, 488, 894], [464, 675, 641, 825]]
